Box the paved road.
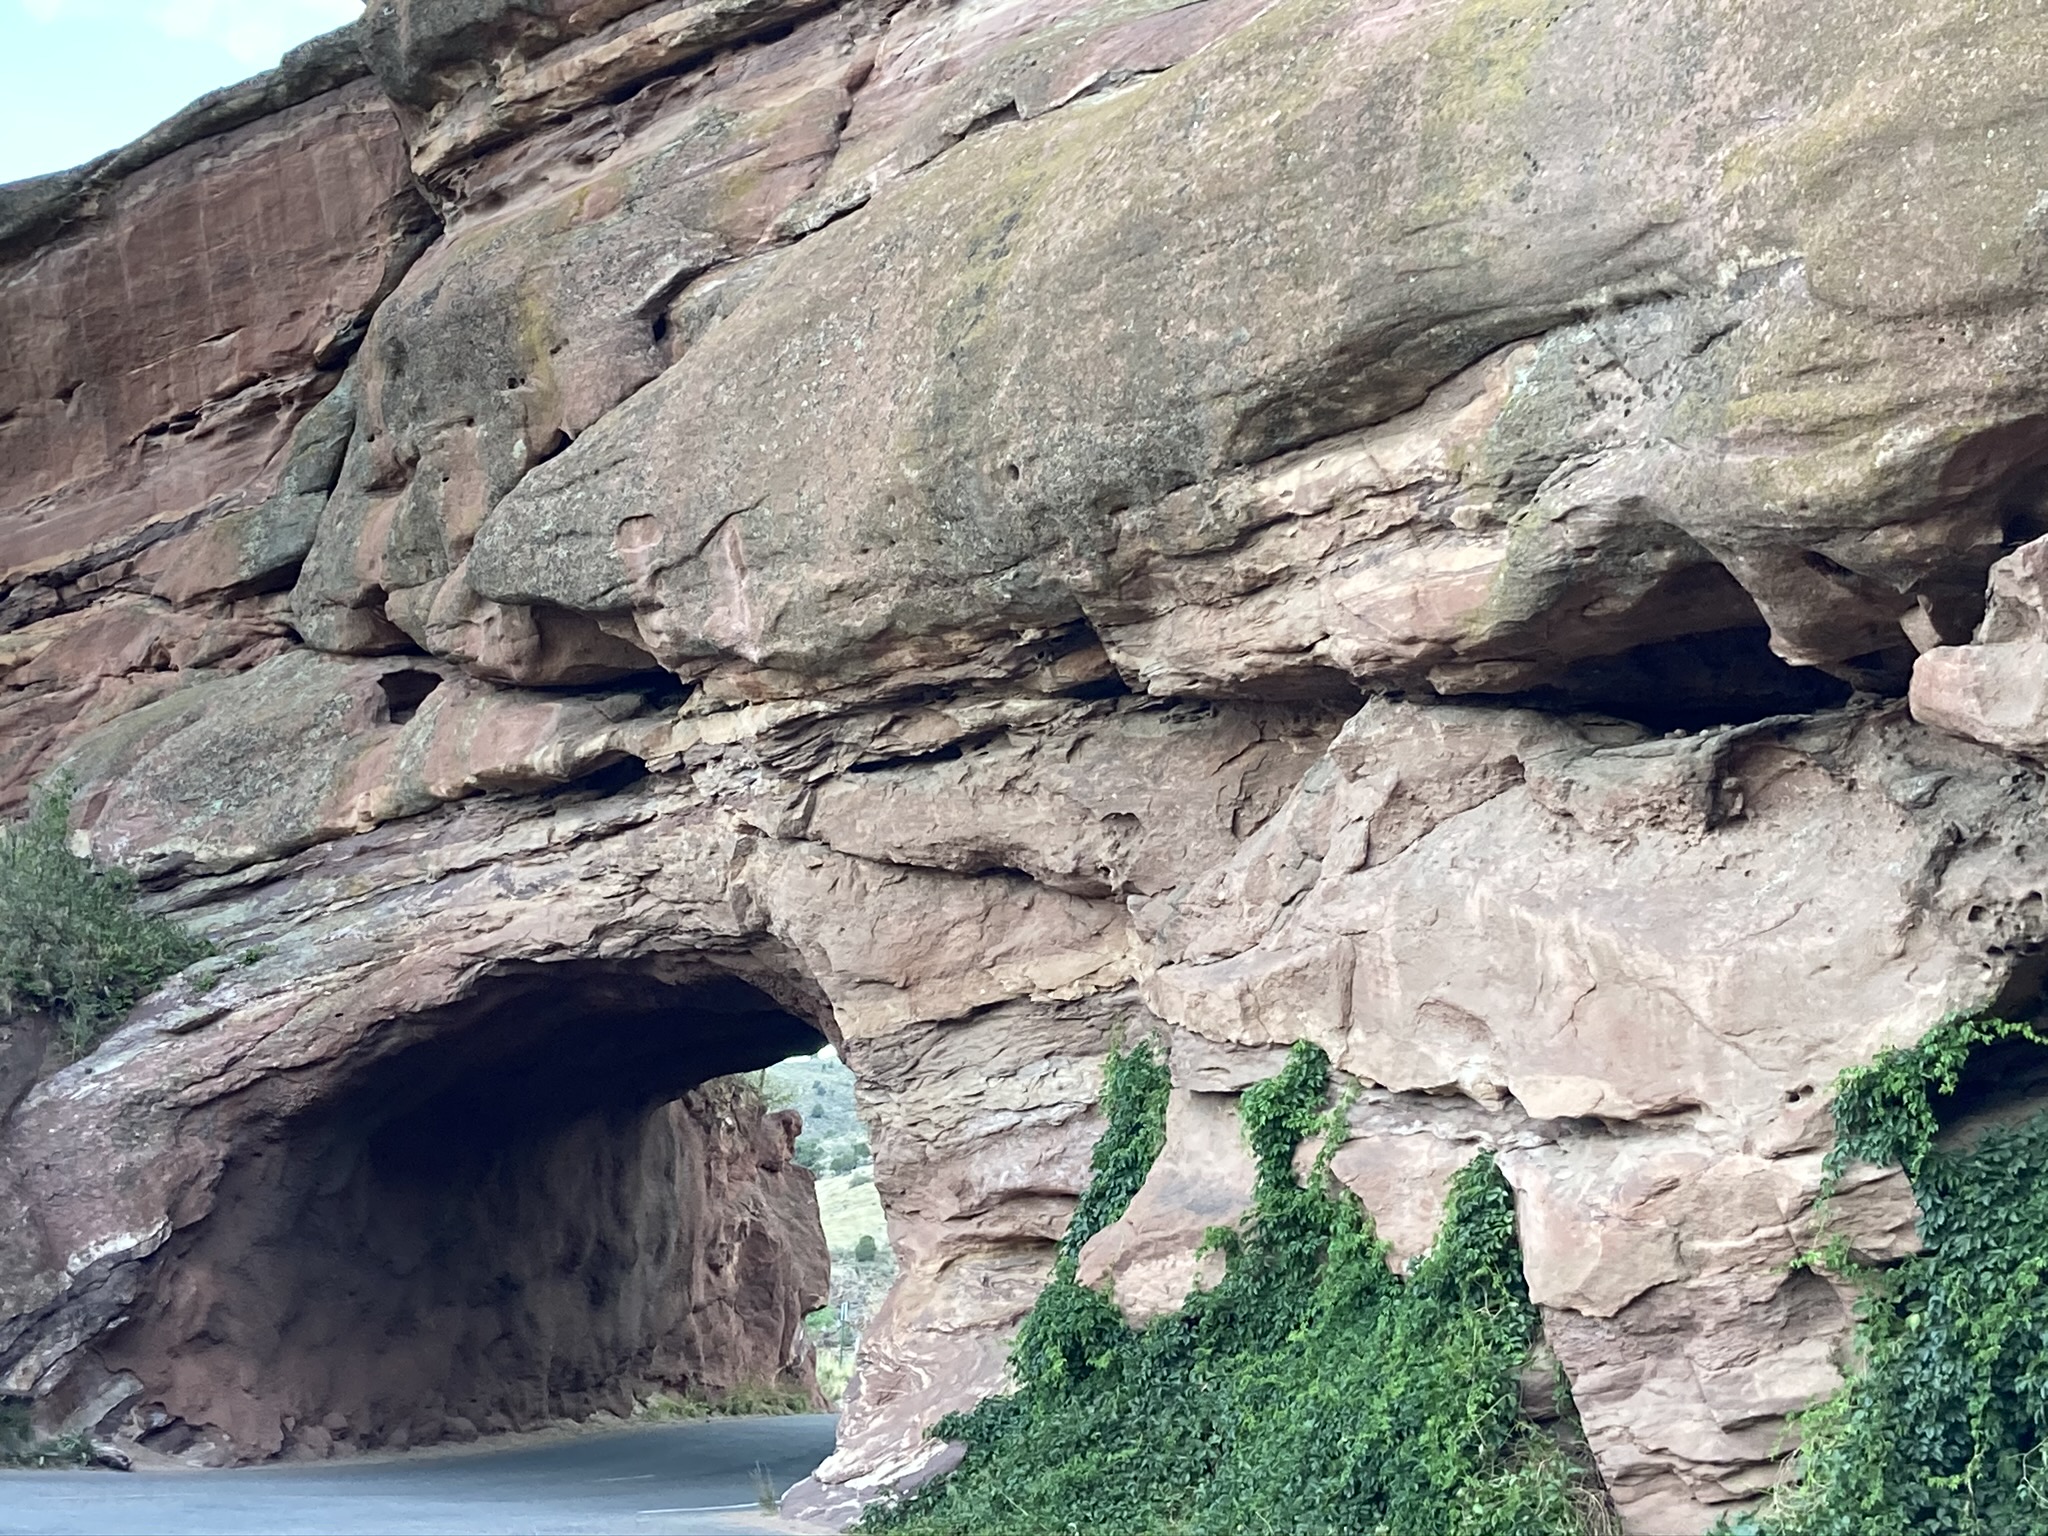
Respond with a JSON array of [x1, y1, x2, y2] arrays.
[[0, 1415, 839, 1535]]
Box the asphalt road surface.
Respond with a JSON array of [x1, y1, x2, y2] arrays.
[[0, 1414, 840, 1535]]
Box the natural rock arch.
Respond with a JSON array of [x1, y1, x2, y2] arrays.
[[91, 956, 831, 1463]]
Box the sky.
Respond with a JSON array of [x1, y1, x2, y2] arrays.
[[0, 0, 363, 185]]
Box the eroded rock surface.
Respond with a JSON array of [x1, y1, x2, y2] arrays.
[[6, 2, 2048, 1532]]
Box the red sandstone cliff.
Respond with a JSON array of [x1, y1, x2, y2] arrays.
[[5, 3, 2048, 1532]]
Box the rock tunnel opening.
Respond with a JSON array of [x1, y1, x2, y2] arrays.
[[96, 957, 836, 1464]]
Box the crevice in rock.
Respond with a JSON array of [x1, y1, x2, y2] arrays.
[[1935, 1027, 2048, 1154], [594, 15, 812, 111], [525, 426, 574, 468], [1461, 626, 1855, 734], [1222, 289, 1680, 472], [847, 739, 970, 775], [2004, 465, 2048, 553], [548, 753, 653, 799], [1987, 949, 2048, 1025], [953, 100, 1021, 139], [1063, 671, 1133, 702], [1828, 644, 1918, 697]]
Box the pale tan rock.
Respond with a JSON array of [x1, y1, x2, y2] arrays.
[[800, 697, 1335, 898], [1325, 1128, 1482, 1273], [1144, 702, 1988, 1130], [1912, 536, 2048, 755], [1075, 1088, 1254, 1321]]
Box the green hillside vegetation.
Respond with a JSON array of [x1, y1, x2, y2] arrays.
[[815, 1168, 889, 1254], [0, 1402, 93, 1469], [767, 1049, 894, 1405], [767, 1049, 873, 1174]]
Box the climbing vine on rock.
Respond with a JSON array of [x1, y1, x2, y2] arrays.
[[1730, 1015, 2048, 1536], [866, 1040, 1603, 1536], [1056, 1037, 1173, 1267]]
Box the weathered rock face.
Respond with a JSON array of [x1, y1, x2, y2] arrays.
[[6, 0, 2048, 1531], [0, 28, 436, 809]]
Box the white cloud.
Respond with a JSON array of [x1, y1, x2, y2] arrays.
[[149, 0, 363, 66]]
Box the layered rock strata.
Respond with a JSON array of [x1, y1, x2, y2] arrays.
[[4, 1, 2048, 1532]]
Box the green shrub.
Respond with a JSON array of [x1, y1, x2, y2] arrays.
[[0, 1400, 93, 1469], [1726, 1015, 2048, 1536], [0, 782, 209, 1059], [634, 1391, 713, 1423], [864, 1040, 1599, 1536], [855, 1234, 879, 1263], [715, 1382, 814, 1417]]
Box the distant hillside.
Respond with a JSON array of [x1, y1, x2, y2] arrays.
[[765, 1048, 870, 1174], [766, 1050, 893, 1405]]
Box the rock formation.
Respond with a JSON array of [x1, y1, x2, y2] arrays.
[[3, 0, 2048, 1530]]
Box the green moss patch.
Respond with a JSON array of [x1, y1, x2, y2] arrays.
[[865, 1040, 1603, 1536]]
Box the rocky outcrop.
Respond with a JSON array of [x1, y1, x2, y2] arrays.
[[1912, 533, 2048, 755], [6, 1, 2048, 1531], [0, 31, 435, 809]]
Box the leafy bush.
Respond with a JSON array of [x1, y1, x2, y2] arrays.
[[864, 1040, 1600, 1536], [855, 1234, 879, 1263], [716, 1382, 815, 1417], [1727, 1015, 2048, 1536], [0, 782, 209, 1059]]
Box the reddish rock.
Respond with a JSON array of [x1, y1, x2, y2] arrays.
[[0, 80, 426, 588], [7, 3, 2048, 1534], [0, 43, 433, 812]]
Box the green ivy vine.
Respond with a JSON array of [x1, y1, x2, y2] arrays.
[[865, 1040, 1605, 1536], [1730, 1015, 2048, 1536]]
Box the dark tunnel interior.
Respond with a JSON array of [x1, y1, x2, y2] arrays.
[[100, 958, 832, 1462]]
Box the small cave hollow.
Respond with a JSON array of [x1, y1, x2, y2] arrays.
[[1935, 1018, 2048, 1154], [376, 669, 443, 725], [100, 958, 833, 1463], [1469, 626, 1855, 734]]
